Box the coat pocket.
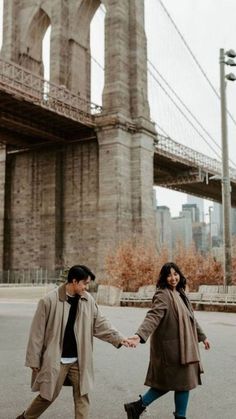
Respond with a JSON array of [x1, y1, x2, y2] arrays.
[[161, 339, 180, 366]]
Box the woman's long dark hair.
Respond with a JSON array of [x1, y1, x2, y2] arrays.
[[157, 262, 186, 291]]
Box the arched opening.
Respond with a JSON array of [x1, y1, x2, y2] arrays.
[[19, 8, 51, 75], [42, 25, 51, 81], [90, 4, 105, 106], [69, 0, 104, 103], [0, 0, 3, 52]]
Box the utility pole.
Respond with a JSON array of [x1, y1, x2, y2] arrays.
[[219, 48, 234, 288]]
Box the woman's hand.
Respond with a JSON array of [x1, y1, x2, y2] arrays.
[[127, 335, 141, 348], [203, 338, 210, 350]]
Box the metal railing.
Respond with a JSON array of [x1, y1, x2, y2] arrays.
[[0, 57, 102, 126], [155, 134, 236, 181], [1, 58, 235, 183], [0, 269, 64, 285]]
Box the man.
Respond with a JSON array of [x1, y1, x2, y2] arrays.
[[16, 265, 128, 419]]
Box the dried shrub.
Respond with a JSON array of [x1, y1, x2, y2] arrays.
[[104, 239, 227, 292], [173, 241, 224, 291], [104, 239, 163, 291]]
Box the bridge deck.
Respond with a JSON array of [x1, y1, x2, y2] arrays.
[[0, 58, 236, 204], [0, 90, 97, 150], [0, 58, 98, 150], [154, 136, 236, 206]]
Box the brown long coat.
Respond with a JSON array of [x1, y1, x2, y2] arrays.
[[25, 284, 125, 401], [136, 288, 206, 391]]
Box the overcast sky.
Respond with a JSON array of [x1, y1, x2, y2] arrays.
[[144, 0, 236, 215], [1, 0, 236, 217]]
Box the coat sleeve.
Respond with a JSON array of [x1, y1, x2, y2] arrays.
[[136, 290, 168, 343], [25, 298, 48, 368], [195, 319, 207, 342], [93, 302, 126, 348]]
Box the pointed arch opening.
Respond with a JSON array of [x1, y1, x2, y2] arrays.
[[0, 0, 3, 52], [68, 0, 105, 105], [42, 25, 51, 81], [90, 3, 106, 106], [19, 8, 51, 76]]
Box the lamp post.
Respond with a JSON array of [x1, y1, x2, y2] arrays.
[[219, 48, 235, 288]]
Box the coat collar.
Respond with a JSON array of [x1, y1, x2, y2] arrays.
[[58, 283, 88, 302]]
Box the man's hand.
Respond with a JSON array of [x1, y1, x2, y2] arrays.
[[30, 367, 40, 373], [120, 339, 130, 347]]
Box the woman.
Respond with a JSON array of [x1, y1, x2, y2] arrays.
[[124, 262, 210, 419]]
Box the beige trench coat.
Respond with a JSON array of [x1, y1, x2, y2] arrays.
[[136, 288, 207, 391], [25, 284, 125, 401]]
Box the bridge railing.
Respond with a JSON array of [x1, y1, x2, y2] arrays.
[[0, 57, 102, 124], [0, 268, 63, 285], [155, 134, 236, 181]]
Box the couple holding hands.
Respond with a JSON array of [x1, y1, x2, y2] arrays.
[[17, 262, 210, 419]]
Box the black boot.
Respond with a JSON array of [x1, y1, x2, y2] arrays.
[[173, 414, 186, 419], [16, 413, 25, 419], [124, 396, 146, 419]]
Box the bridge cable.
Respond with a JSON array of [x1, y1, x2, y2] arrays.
[[148, 67, 223, 160], [148, 59, 236, 169], [157, 0, 236, 129], [89, 47, 235, 166]]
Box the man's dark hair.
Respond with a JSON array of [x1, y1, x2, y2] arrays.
[[77, 265, 96, 281], [67, 266, 88, 283]]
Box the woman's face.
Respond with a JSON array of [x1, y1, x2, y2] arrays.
[[166, 267, 180, 289]]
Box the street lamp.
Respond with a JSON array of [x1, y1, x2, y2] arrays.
[[219, 48, 235, 288]]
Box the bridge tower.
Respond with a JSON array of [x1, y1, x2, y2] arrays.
[[0, 0, 157, 276]]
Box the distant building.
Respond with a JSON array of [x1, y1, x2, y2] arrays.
[[211, 203, 236, 237], [187, 195, 204, 222], [211, 202, 222, 237], [192, 222, 208, 253], [171, 212, 193, 249], [156, 206, 172, 256], [181, 203, 200, 223], [180, 203, 208, 252]]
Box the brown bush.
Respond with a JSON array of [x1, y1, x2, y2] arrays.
[[173, 241, 223, 291], [104, 240, 163, 291], [104, 239, 227, 292]]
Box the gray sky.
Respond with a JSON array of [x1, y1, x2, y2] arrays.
[[1, 0, 236, 217], [146, 0, 236, 216]]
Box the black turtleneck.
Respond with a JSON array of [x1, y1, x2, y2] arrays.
[[62, 295, 79, 358]]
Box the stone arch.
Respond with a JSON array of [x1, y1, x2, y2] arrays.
[[67, 0, 102, 98], [76, 0, 101, 45], [19, 7, 51, 75]]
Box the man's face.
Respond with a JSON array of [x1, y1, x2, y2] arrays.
[[72, 277, 91, 296]]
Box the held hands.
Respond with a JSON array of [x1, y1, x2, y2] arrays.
[[127, 335, 141, 348], [121, 334, 141, 348]]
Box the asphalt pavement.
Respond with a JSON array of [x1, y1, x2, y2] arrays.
[[0, 300, 235, 419]]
